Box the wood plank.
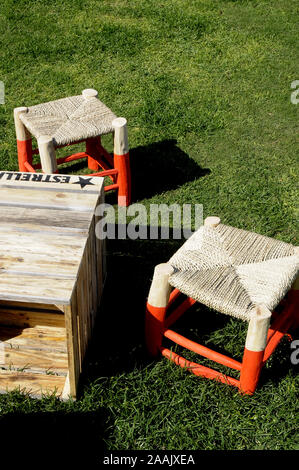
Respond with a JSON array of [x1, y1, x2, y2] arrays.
[[0, 325, 67, 352], [0, 344, 68, 374], [0, 187, 99, 212], [88, 220, 98, 329], [0, 369, 66, 397], [63, 296, 80, 399], [0, 273, 75, 304], [0, 228, 86, 257], [91, 217, 101, 311], [0, 206, 92, 234], [0, 252, 80, 278], [0, 300, 61, 311], [82, 242, 91, 352], [76, 263, 85, 367], [0, 308, 64, 328], [0, 322, 68, 373], [76, 243, 91, 366]]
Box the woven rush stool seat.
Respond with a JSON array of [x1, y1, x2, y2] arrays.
[[145, 216, 299, 395], [18, 93, 117, 147], [14, 89, 131, 206], [169, 219, 299, 322]]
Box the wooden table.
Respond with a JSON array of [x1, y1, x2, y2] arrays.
[[0, 171, 105, 399]]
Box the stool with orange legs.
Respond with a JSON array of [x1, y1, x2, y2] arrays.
[[14, 89, 131, 206], [145, 217, 299, 395]]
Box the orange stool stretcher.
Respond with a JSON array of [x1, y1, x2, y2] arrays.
[[14, 89, 131, 206], [145, 217, 299, 395]]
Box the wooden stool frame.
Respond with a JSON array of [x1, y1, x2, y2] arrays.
[[145, 265, 299, 395]]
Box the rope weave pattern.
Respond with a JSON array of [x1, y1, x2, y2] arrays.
[[168, 224, 299, 321], [20, 95, 117, 146]]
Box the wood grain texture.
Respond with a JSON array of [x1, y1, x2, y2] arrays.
[[0, 370, 66, 397], [0, 172, 104, 305], [0, 300, 62, 312], [63, 298, 80, 398], [0, 322, 67, 363], [0, 173, 105, 398], [0, 325, 67, 352], [0, 205, 92, 234]]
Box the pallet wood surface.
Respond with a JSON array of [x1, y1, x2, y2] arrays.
[[0, 172, 105, 398], [0, 171, 104, 305], [0, 370, 67, 396]]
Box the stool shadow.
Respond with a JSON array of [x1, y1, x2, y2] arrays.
[[54, 139, 210, 203], [82, 237, 182, 383], [129, 139, 210, 202], [258, 332, 299, 388]]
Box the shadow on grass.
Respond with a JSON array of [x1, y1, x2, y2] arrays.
[[80, 237, 182, 385], [57, 139, 210, 203], [0, 409, 109, 464], [129, 139, 210, 202], [259, 332, 299, 389]]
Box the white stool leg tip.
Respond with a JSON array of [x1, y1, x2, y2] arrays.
[[204, 216, 221, 228], [154, 263, 174, 276], [112, 117, 127, 128], [148, 263, 174, 308], [82, 89, 98, 99], [37, 135, 57, 173], [14, 107, 30, 140], [14, 106, 28, 114]]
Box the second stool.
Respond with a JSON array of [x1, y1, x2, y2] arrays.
[[146, 217, 299, 395]]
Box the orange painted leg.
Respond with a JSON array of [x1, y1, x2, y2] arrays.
[[17, 138, 32, 172], [240, 305, 272, 395], [239, 306, 271, 395], [114, 152, 131, 206], [145, 303, 167, 357], [145, 264, 174, 357], [239, 349, 264, 395], [14, 107, 32, 172]]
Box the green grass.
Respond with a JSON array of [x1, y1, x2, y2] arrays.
[[0, 0, 298, 454]]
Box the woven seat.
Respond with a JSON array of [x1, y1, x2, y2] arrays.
[[169, 222, 299, 321], [19, 93, 117, 147], [14, 89, 131, 206], [145, 216, 299, 395]]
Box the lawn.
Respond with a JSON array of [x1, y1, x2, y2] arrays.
[[0, 0, 298, 456]]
